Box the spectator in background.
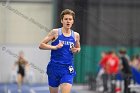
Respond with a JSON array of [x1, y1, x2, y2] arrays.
[[97, 51, 107, 79], [13, 51, 29, 93], [100, 50, 119, 93], [119, 48, 132, 93], [96, 51, 108, 92], [130, 55, 139, 70], [130, 55, 140, 71], [136, 54, 140, 71], [130, 55, 140, 85]]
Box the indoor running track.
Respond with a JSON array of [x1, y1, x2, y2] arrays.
[[0, 83, 78, 93]]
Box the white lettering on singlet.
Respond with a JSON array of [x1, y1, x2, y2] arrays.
[[59, 40, 74, 48]]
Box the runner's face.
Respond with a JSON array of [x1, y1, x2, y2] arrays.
[[61, 14, 74, 29]]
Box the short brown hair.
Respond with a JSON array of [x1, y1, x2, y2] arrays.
[[60, 9, 75, 20]]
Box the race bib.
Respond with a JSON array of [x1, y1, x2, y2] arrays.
[[68, 66, 74, 73]]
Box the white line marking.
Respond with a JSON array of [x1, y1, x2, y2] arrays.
[[30, 89, 36, 93], [8, 89, 11, 93]]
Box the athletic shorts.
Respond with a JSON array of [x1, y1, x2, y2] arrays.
[[17, 69, 25, 77], [46, 62, 76, 87]]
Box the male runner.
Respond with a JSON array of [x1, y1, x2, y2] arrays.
[[39, 9, 81, 93]]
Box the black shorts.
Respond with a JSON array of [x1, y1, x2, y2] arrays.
[[17, 69, 25, 77]]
